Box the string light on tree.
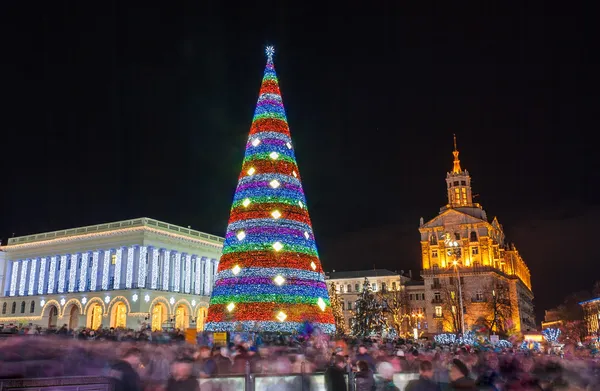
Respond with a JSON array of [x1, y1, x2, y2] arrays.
[[204, 46, 335, 333]]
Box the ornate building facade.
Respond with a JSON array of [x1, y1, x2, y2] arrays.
[[0, 218, 223, 331], [419, 138, 536, 334], [579, 297, 600, 337]]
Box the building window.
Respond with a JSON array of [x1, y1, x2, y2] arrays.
[[435, 306, 442, 317], [372, 283, 377, 291], [434, 292, 441, 301], [470, 231, 477, 242], [453, 181, 459, 186], [30, 301, 35, 313], [382, 282, 386, 291], [421, 294, 425, 300], [111, 254, 117, 265], [341, 302, 345, 310], [347, 302, 352, 310], [472, 247, 479, 255], [460, 277, 464, 284], [355, 284, 359, 292], [433, 264, 439, 270], [431, 250, 438, 258], [1, 302, 6, 314], [11, 302, 16, 314], [454, 232, 461, 240], [451, 291, 456, 299], [347, 284, 351, 293], [461, 180, 466, 185], [392, 282, 397, 290], [475, 291, 484, 301], [430, 235, 437, 245], [20, 301, 25, 313], [409, 294, 414, 300]]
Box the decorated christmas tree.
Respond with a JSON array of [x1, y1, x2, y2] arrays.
[[328, 282, 347, 335], [204, 47, 335, 333], [351, 278, 386, 337]]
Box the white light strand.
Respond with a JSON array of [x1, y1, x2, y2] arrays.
[[9, 261, 19, 296], [58, 255, 67, 293], [48, 256, 57, 294], [38, 257, 47, 294], [90, 251, 99, 291], [126, 246, 134, 288], [113, 247, 123, 289], [19, 260, 28, 296], [79, 253, 89, 292], [203, 258, 212, 295], [151, 247, 159, 289], [184, 254, 192, 294], [138, 246, 148, 288], [28, 258, 37, 296], [68, 254, 78, 293], [173, 252, 181, 292], [101, 251, 110, 290], [194, 256, 202, 295], [162, 250, 171, 290]]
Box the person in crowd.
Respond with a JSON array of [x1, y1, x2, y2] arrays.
[[405, 360, 440, 391], [376, 361, 399, 391], [166, 357, 199, 391], [355, 344, 376, 371], [325, 354, 347, 391], [106, 347, 143, 391], [196, 346, 217, 378], [448, 358, 477, 391], [355, 360, 375, 391]]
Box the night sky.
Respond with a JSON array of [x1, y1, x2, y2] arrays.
[[1, 2, 596, 322]]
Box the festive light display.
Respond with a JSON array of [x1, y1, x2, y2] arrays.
[[497, 339, 512, 348], [58, 255, 67, 293], [28, 258, 37, 296], [113, 247, 123, 289], [126, 247, 134, 288], [205, 47, 335, 333], [174, 252, 181, 292], [163, 250, 171, 290], [90, 251, 99, 291], [68, 254, 78, 292], [48, 256, 57, 294], [184, 254, 192, 293], [101, 251, 110, 290], [151, 247, 159, 289], [79, 253, 89, 292], [138, 246, 148, 288], [194, 256, 202, 295], [38, 257, 47, 294], [543, 328, 561, 343], [19, 259, 28, 296], [434, 333, 458, 345]]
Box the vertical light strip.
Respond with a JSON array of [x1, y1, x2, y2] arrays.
[[194, 256, 202, 295], [48, 256, 57, 294], [90, 251, 99, 291], [184, 254, 192, 294], [113, 248, 123, 289], [28, 258, 37, 296], [19, 260, 28, 296], [38, 257, 47, 294], [126, 246, 134, 288], [79, 253, 89, 292], [102, 250, 110, 290], [68, 254, 78, 293], [10, 261, 20, 296], [138, 246, 148, 288], [162, 250, 171, 291], [173, 252, 181, 292], [58, 255, 67, 293], [203, 258, 211, 295], [151, 247, 159, 289]]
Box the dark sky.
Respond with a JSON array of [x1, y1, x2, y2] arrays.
[[1, 2, 596, 322]]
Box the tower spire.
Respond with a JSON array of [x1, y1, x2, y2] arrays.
[[452, 134, 462, 174]]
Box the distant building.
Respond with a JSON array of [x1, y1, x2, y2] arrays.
[[0, 218, 223, 332], [325, 269, 427, 335], [419, 137, 536, 334], [579, 297, 600, 337], [541, 308, 565, 329]]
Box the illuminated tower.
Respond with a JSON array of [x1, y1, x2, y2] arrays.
[[445, 135, 473, 208], [204, 47, 335, 333]]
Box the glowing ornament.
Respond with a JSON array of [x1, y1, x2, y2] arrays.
[[132, 293, 138, 302], [272, 242, 283, 251], [286, 142, 292, 149], [251, 138, 261, 147], [40, 299, 45, 307], [298, 201, 304, 208], [81, 297, 87, 305], [274, 275, 286, 286], [317, 297, 326, 311], [60, 298, 65, 306], [144, 294, 150, 302], [104, 296, 110, 304], [227, 302, 235, 312], [191, 300, 196, 307], [271, 210, 281, 219], [236, 230, 246, 240], [269, 179, 280, 188], [232, 265, 241, 275], [170, 297, 175, 305], [242, 198, 251, 207], [304, 231, 310, 239], [310, 261, 317, 270], [276, 311, 287, 322], [292, 171, 297, 178], [269, 151, 279, 160], [247, 167, 256, 176]]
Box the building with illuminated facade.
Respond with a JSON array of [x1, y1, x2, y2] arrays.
[[419, 138, 536, 334], [0, 218, 223, 332], [579, 297, 600, 337]]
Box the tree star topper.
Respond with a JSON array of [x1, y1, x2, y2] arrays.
[[266, 45, 275, 62]]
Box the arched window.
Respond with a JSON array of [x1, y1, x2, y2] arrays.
[[470, 231, 478, 242], [30, 301, 35, 313], [11, 302, 16, 314], [20, 301, 25, 313], [430, 235, 437, 245], [1, 302, 6, 314], [347, 284, 351, 293]]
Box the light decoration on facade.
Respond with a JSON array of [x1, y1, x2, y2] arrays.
[[162, 250, 171, 290], [48, 256, 57, 294], [138, 246, 148, 288], [104, 296, 110, 304], [68, 254, 78, 293], [90, 251, 99, 291], [144, 294, 150, 302], [113, 247, 123, 289], [101, 251, 110, 290], [203, 259, 212, 296], [40, 299, 45, 307], [542, 328, 561, 343], [151, 247, 159, 289], [497, 339, 512, 348], [126, 246, 134, 289], [132, 293, 138, 302], [38, 257, 47, 294], [184, 254, 192, 294], [18, 259, 28, 296], [60, 298, 65, 306], [173, 252, 182, 292], [79, 253, 89, 292], [169, 297, 175, 305], [58, 255, 68, 293], [194, 256, 202, 295], [28, 258, 37, 296], [81, 297, 87, 305]]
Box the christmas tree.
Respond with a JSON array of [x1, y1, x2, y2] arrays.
[[328, 282, 347, 335], [351, 278, 386, 337], [204, 47, 335, 333]]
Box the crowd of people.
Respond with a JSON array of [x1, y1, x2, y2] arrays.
[[1, 324, 600, 391]]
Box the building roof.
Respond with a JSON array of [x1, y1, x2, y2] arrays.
[[579, 297, 600, 306], [326, 269, 399, 279]]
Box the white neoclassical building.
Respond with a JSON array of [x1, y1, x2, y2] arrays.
[[0, 217, 223, 331]]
